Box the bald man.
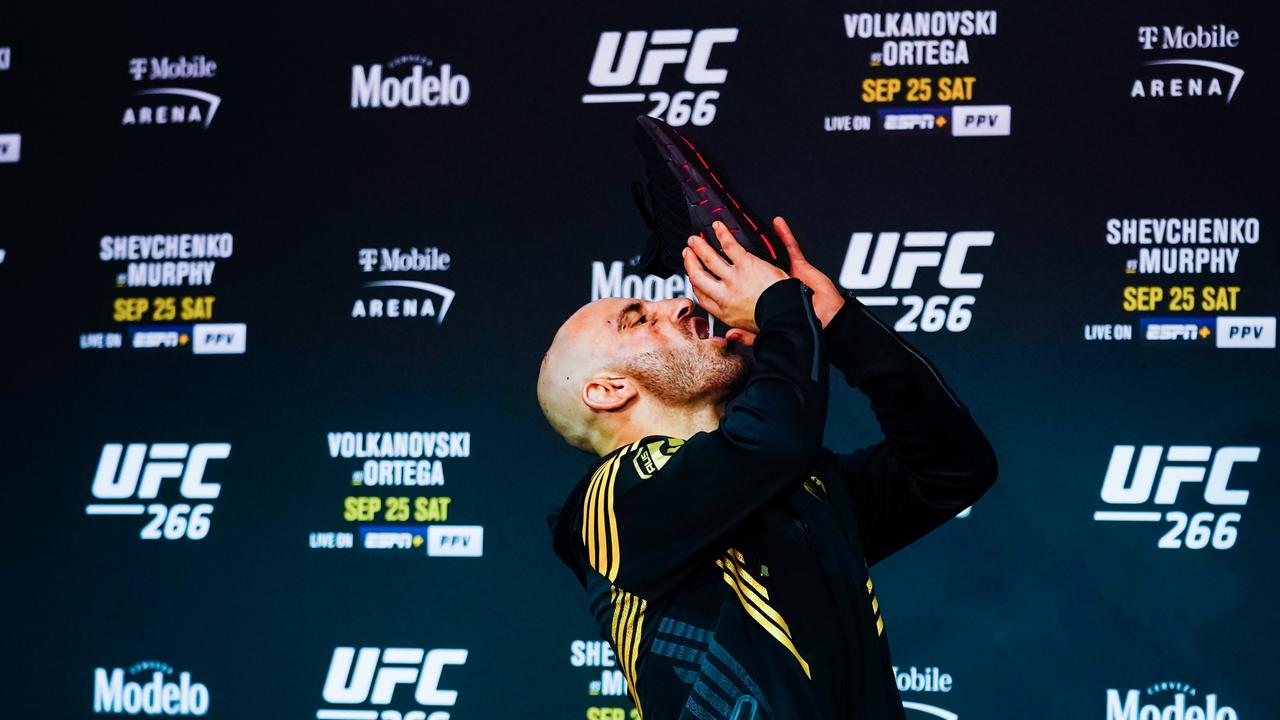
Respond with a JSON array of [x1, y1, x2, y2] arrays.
[[542, 219, 997, 720]]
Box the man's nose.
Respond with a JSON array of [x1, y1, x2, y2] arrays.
[[663, 298, 694, 323]]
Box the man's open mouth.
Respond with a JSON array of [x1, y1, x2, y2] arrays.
[[689, 316, 711, 340]]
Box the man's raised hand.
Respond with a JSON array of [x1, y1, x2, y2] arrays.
[[682, 220, 788, 336], [773, 216, 845, 328]]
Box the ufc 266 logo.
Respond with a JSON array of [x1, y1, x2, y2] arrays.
[[1094, 445, 1258, 550], [320, 647, 468, 720], [839, 231, 993, 333], [85, 443, 229, 541], [583, 28, 738, 127]]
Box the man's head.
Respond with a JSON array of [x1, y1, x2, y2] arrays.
[[537, 297, 750, 454]]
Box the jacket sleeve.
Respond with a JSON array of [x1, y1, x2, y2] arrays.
[[820, 292, 998, 566], [579, 278, 829, 597]]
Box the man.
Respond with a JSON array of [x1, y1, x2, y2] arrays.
[[538, 218, 997, 719]]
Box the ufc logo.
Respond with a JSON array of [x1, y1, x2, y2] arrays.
[[838, 232, 992, 290], [587, 28, 738, 87], [321, 647, 468, 707], [91, 443, 229, 500], [1100, 445, 1257, 505]]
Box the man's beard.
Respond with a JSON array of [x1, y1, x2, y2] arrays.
[[617, 339, 751, 408]]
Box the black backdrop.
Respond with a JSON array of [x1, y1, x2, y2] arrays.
[[2, 2, 1277, 718]]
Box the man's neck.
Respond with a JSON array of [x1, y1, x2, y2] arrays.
[[595, 398, 727, 456]]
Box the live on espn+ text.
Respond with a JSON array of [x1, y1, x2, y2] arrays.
[[0, 3, 1274, 719]]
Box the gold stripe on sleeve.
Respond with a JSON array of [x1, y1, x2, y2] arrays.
[[581, 460, 606, 567], [602, 453, 622, 581]]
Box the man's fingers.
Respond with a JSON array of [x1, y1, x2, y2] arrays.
[[712, 220, 747, 261], [682, 247, 725, 307], [688, 233, 732, 277], [725, 328, 756, 347], [696, 294, 724, 319], [773, 216, 807, 264]]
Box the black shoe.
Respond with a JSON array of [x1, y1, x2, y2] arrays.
[[630, 115, 789, 278]]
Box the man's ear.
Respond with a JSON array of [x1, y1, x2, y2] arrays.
[[582, 375, 639, 412]]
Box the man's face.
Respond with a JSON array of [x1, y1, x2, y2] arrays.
[[591, 297, 750, 407]]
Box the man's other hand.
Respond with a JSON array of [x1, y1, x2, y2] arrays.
[[684, 217, 846, 346], [773, 216, 845, 328]]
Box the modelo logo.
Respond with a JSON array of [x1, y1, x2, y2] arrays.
[[93, 663, 209, 716], [351, 57, 470, 109], [1094, 445, 1257, 550], [320, 646, 468, 720], [591, 260, 695, 301], [1106, 688, 1237, 720]]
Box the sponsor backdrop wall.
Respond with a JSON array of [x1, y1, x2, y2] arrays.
[[2, 2, 1277, 719]]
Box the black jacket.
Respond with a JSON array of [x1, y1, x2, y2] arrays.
[[549, 278, 998, 719]]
